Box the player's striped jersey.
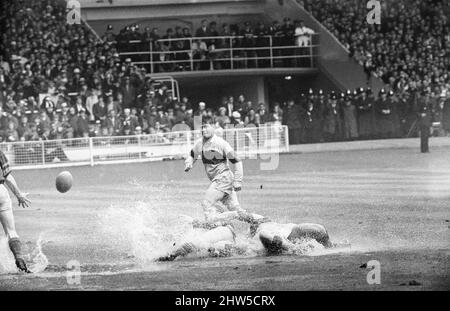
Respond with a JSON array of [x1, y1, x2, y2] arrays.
[[0, 150, 11, 183], [191, 135, 239, 181]]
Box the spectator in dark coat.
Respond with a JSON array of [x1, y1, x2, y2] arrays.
[[342, 94, 358, 140], [76, 109, 90, 138], [195, 20, 210, 38], [93, 98, 108, 122], [323, 93, 343, 141], [375, 89, 396, 138], [283, 99, 302, 144], [356, 88, 375, 139], [441, 93, 450, 135], [103, 110, 122, 136], [417, 93, 432, 153], [303, 100, 322, 143], [120, 76, 136, 109]]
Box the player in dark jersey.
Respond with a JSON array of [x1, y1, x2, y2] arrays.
[[0, 150, 31, 272]]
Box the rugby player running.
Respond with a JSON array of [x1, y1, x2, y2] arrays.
[[184, 119, 265, 225]]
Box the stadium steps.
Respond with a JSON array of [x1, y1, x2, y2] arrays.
[[262, 0, 385, 93]]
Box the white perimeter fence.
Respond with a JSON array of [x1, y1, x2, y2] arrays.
[[1, 125, 289, 170]]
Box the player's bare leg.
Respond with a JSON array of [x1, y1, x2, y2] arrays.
[[202, 186, 241, 223], [222, 190, 269, 225], [0, 209, 29, 272]]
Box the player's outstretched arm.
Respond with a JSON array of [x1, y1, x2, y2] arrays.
[[184, 152, 196, 172], [5, 174, 30, 208], [185, 140, 201, 172]]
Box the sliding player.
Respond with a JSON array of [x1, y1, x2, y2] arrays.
[[251, 220, 345, 255], [0, 150, 31, 272], [184, 119, 264, 224], [157, 220, 236, 261]]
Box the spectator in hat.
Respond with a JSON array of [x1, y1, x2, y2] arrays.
[[441, 92, 450, 135], [224, 96, 235, 118], [254, 22, 270, 67], [216, 107, 231, 128], [258, 103, 271, 124], [85, 89, 99, 122], [156, 109, 170, 132], [184, 109, 194, 129], [104, 24, 115, 42], [240, 22, 256, 68], [281, 17, 295, 67], [108, 93, 122, 115], [103, 109, 121, 136], [196, 19, 210, 38], [356, 88, 375, 140], [323, 93, 343, 141], [76, 109, 90, 137], [302, 98, 322, 143], [121, 108, 139, 135], [416, 92, 432, 153], [241, 100, 254, 120], [92, 96, 108, 122], [5, 121, 19, 142], [196, 101, 207, 117], [120, 76, 136, 109], [294, 20, 315, 67], [342, 93, 358, 140], [294, 20, 315, 47], [231, 111, 243, 126], [73, 96, 85, 115], [244, 108, 259, 127], [375, 89, 396, 138], [17, 116, 32, 141], [68, 106, 79, 137], [283, 99, 303, 144]]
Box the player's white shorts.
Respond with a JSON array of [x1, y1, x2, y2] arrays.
[[210, 171, 234, 194], [0, 184, 12, 212]]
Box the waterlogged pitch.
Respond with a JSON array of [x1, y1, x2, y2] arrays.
[[0, 147, 449, 290]]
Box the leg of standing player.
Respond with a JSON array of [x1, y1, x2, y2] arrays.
[[202, 182, 240, 223], [222, 190, 267, 224], [0, 185, 28, 272]]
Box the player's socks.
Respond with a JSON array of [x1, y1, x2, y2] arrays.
[[8, 238, 30, 273]]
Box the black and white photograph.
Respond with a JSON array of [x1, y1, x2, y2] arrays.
[[0, 0, 449, 298]]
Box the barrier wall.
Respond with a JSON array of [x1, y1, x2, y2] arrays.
[[0, 125, 289, 170]]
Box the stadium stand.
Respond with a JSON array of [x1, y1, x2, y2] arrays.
[[0, 0, 449, 148]]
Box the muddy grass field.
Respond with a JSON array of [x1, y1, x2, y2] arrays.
[[0, 147, 449, 290]]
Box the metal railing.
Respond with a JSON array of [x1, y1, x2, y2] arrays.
[[2, 124, 289, 170], [117, 34, 319, 74]]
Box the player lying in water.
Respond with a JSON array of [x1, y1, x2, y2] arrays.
[[157, 221, 236, 262], [251, 221, 334, 255], [157, 218, 338, 261], [184, 119, 263, 225]]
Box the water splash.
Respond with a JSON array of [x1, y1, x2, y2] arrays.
[[98, 201, 195, 264], [27, 232, 50, 273], [0, 232, 50, 274]]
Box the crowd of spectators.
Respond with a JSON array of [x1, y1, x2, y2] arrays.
[[111, 17, 316, 71], [1, 0, 449, 151], [281, 87, 450, 144], [298, 0, 449, 96]]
